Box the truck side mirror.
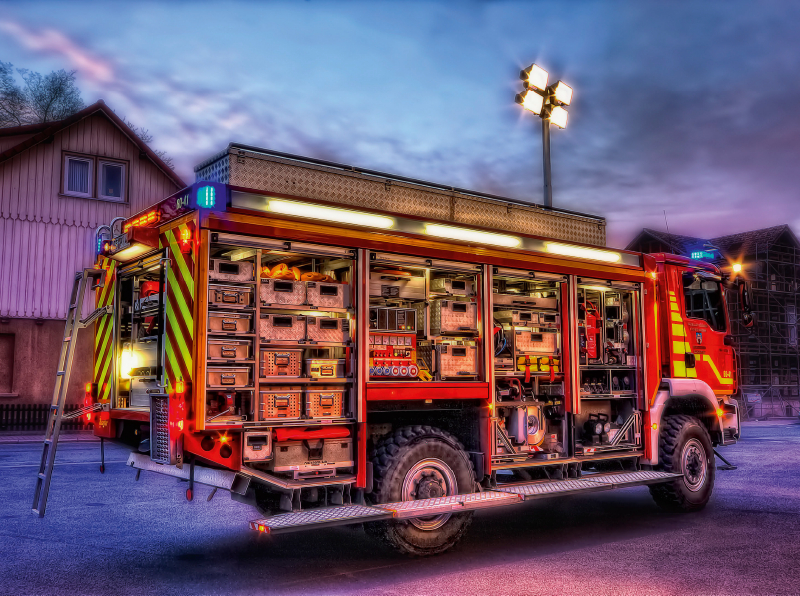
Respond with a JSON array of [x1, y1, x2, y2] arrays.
[[738, 280, 754, 328]]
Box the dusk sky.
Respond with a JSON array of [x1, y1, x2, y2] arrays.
[[2, 1, 799, 247]]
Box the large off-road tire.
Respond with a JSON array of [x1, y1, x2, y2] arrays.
[[650, 414, 715, 511], [367, 425, 476, 556]]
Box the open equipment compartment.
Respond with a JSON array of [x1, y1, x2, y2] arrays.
[[491, 268, 568, 466], [575, 279, 643, 456], [368, 252, 483, 383]]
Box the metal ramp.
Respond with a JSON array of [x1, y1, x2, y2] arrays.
[[32, 268, 107, 518], [248, 470, 683, 534]]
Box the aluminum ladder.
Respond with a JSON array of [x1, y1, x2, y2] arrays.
[[32, 268, 110, 517]]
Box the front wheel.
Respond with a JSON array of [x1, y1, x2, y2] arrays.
[[367, 425, 476, 556], [650, 414, 715, 511]]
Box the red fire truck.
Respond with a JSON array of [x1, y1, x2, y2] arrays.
[[34, 151, 749, 556]]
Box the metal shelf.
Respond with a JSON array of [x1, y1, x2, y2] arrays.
[[258, 377, 352, 384], [260, 303, 352, 314], [259, 340, 352, 348]]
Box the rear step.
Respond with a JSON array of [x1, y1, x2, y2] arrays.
[[249, 470, 682, 534]]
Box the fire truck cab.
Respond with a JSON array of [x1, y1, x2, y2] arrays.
[[38, 148, 746, 556]]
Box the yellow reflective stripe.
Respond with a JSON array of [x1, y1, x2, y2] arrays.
[[670, 303, 679, 312], [688, 368, 697, 378], [672, 324, 686, 336], [668, 291, 675, 296], [671, 312, 683, 322], [673, 342, 686, 355], [94, 322, 112, 375], [702, 354, 734, 385], [166, 301, 192, 375], [673, 361, 687, 376]]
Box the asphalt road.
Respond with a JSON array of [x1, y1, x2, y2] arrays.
[[1, 419, 799, 596]]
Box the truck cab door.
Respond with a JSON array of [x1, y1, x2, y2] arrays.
[[676, 269, 736, 394]]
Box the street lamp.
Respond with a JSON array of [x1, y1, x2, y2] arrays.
[[515, 63, 573, 208]]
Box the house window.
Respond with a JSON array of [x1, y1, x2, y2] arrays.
[[64, 155, 93, 198], [62, 154, 127, 203], [99, 160, 125, 201]]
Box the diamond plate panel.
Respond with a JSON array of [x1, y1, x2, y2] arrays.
[[581, 471, 683, 486], [250, 505, 389, 533], [495, 479, 609, 498], [211, 150, 606, 246], [376, 491, 521, 518]]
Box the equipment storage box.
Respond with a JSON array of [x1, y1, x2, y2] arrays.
[[492, 293, 558, 309], [369, 307, 416, 332], [494, 310, 539, 326], [209, 258, 254, 283], [306, 317, 351, 344], [306, 281, 350, 309], [260, 314, 306, 343], [434, 342, 479, 380], [208, 284, 252, 308], [370, 271, 425, 300], [243, 431, 273, 462], [304, 389, 346, 418], [259, 349, 303, 377], [208, 338, 252, 361], [207, 366, 252, 388], [307, 359, 346, 379], [272, 438, 353, 472], [510, 329, 558, 354], [429, 300, 478, 335], [430, 278, 474, 296], [259, 389, 302, 420], [208, 311, 253, 334], [260, 278, 306, 306]]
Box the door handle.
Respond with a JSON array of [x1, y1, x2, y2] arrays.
[[685, 353, 696, 368]]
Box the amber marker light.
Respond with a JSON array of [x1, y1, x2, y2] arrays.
[[268, 199, 395, 229], [716, 407, 724, 418], [425, 223, 522, 248], [652, 423, 658, 430], [545, 242, 622, 263]]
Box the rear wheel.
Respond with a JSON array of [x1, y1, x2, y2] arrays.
[[650, 414, 715, 511], [368, 425, 476, 556]]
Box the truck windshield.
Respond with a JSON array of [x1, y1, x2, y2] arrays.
[[682, 272, 726, 332]]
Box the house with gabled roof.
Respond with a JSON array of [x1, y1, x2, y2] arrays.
[[627, 225, 800, 418], [0, 100, 185, 408]]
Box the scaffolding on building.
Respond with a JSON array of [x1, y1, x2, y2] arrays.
[[727, 241, 800, 418]]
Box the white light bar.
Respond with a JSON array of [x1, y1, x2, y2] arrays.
[[268, 199, 395, 229], [545, 242, 621, 263], [425, 223, 521, 248]]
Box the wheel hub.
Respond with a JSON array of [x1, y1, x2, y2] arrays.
[[681, 438, 707, 492], [402, 458, 458, 530]]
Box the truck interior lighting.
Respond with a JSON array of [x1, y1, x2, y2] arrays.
[[553, 81, 573, 106], [425, 223, 522, 248], [520, 63, 548, 91], [515, 89, 544, 114], [549, 106, 569, 129], [545, 242, 621, 263], [268, 199, 395, 229]]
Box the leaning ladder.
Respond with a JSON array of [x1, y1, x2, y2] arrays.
[[32, 268, 110, 517]]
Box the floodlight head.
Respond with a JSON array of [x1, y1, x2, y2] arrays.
[[520, 64, 548, 91], [515, 89, 544, 115], [549, 106, 568, 129], [553, 81, 573, 106]]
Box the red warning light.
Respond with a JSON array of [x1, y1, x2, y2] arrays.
[[179, 227, 192, 254]]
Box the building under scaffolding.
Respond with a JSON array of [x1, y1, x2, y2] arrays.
[[627, 225, 800, 418]]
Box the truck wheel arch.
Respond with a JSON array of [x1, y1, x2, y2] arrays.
[[644, 378, 722, 465]]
